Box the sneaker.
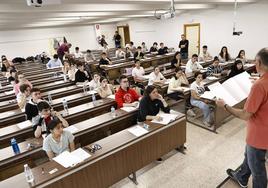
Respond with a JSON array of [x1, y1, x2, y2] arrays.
[[226, 169, 248, 188], [202, 120, 212, 127], [187, 109, 196, 117]]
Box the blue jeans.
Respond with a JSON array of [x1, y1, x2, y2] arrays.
[[181, 52, 188, 60], [235, 144, 267, 188], [190, 99, 211, 123]]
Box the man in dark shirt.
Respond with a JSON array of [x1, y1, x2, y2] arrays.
[[134, 46, 145, 60], [150, 42, 158, 54], [98, 52, 112, 76], [75, 62, 90, 84], [8, 69, 17, 83], [57, 42, 72, 61], [158, 42, 168, 55], [179, 34, 189, 59], [25, 88, 42, 121], [113, 31, 121, 48]]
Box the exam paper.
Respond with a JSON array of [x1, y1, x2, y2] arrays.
[[128, 125, 149, 137], [64, 125, 79, 134]]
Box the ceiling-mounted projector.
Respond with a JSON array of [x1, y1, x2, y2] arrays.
[[154, 0, 175, 20], [26, 0, 43, 7]]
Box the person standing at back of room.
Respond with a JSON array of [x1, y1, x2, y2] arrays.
[[179, 34, 189, 60], [216, 48, 268, 188]]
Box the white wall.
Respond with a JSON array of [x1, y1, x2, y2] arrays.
[[117, 2, 268, 59], [0, 24, 117, 58]]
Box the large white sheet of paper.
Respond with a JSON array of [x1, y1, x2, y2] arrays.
[[221, 78, 247, 102], [64, 125, 79, 134], [151, 113, 178, 125], [53, 148, 91, 168], [128, 126, 148, 137], [232, 72, 252, 95], [17, 121, 32, 129], [121, 106, 137, 112], [201, 91, 216, 100], [208, 82, 238, 106]]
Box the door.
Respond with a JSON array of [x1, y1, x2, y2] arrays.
[[117, 25, 130, 48], [184, 23, 200, 57]]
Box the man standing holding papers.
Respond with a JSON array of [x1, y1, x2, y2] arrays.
[[216, 48, 268, 188]]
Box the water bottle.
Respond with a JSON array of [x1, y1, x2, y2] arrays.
[[63, 74, 67, 82], [110, 106, 116, 118], [92, 93, 96, 106], [83, 83, 87, 94], [11, 138, 20, 154], [48, 93, 52, 104], [62, 98, 68, 115], [0, 82, 2, 89], [24, 164, 34, 183]]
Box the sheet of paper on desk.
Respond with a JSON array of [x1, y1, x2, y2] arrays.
[[71, 148, 91, 161], [64, 125, 79, 134], [107, 94, 115, 100], [151, 113, 178, 125], [201, 91, 216, 100], [199, 61, 205, 64], [4, 90, 15, 95], [200, 69, 207, 73], [87, 90, 98, 95], [164, 79, 170, 84], [181, 65, 186, 69], [244, 64, 255, 68], [206, 76, 218, 81], [17, 121, 32, 129], [142, 75, 150, 79], [121, 106, 137, 112], [179, 87, 190, 92], [128, 125, 148, 137]]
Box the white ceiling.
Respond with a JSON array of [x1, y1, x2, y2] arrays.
[[0, 0, 258, 30]]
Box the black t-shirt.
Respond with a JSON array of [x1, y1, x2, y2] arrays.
[[8, 76, 15, 83], [134, 51, 144, 60], [138, 97, 170, 122], [99, 58, 110, 66], [158, 48, 168, 55], [179, 40, 189, 53], [75, 70, 89, 83], [171, 59, 181, 68], [114, 34, 121, 42], [150, 47, 158, 53], [25, 100, 39, 120], [1, 63, 7, 72]]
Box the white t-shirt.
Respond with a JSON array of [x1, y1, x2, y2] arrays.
[[132, 67, 145, 79], [89, 80, 100, 89], [74, 51, 83, 58], [167, 76, 187, 94], [148, 72, 165, 85], [185, 59, 203, 73], [190, 81, 205, 97]]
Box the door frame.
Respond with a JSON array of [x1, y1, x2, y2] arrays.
[[183, 23, 200, 55], [117, 25, 130, 47]]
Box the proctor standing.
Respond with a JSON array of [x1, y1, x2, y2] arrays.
[[179, 34, 189, 60], [113, 31, 121, 48], [216, 48, 268, 188]]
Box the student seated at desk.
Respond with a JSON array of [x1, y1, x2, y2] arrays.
[[73, 47, 83, 59], [115, 75, 140, 108], [207, 56, 228, 77], [88, 73, 100, 89], [97, 77, 115, 98], [199, 45, 212, 62], [190, 72, 213, 127], [100, 43, 109, 55], [43, 119, 75, 160], [99, 52, 112, 67], [132, 60, 145, 81], [228, 59, 244, 78], [219, 46, 232, 63], [14, 72, 32, 96], [134, 46, 145, 60], [46, 54, 63, 69], [115, 47, 126, 59], [150, 42, 158, 54], [158, 42, 168, 55], [8, 69, 17, 84], [167, 67, 189, 100], [125, 47, 134, 59], [84, 49, 96, 63], [236, 50, 247, 65], [33, 101, 69, 138], [25, 87, 42, 121], [126, 41, 136, 51], [141, 42, 148, 53], [17, 84, 31, 110], [75, 62, 90, 84], [148, 66, 166, 86], [138, 85, 170, 122], [185, 54, 203, 73], [171, 51, 182, 68]]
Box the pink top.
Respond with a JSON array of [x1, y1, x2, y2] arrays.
[[14, 80, 32, 96]]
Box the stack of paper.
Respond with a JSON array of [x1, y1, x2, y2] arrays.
[[121, 106, 137, 112], [151, 113, 178, 125], [128, 126, 149, 137], [206, 72, 253, 106], [53, 148, 91, 168], [64, 125, 79, 134]]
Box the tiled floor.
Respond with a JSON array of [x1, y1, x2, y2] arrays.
[[111, 117, 248, 188]]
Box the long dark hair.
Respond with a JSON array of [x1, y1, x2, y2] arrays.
[[174, 67, 183, 80], [219, 46, 230, 61], [236, 50, 245, 59], [173, 51, 181, 62], [144, 85, 156, 99], [232, 59, 244, 73]]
